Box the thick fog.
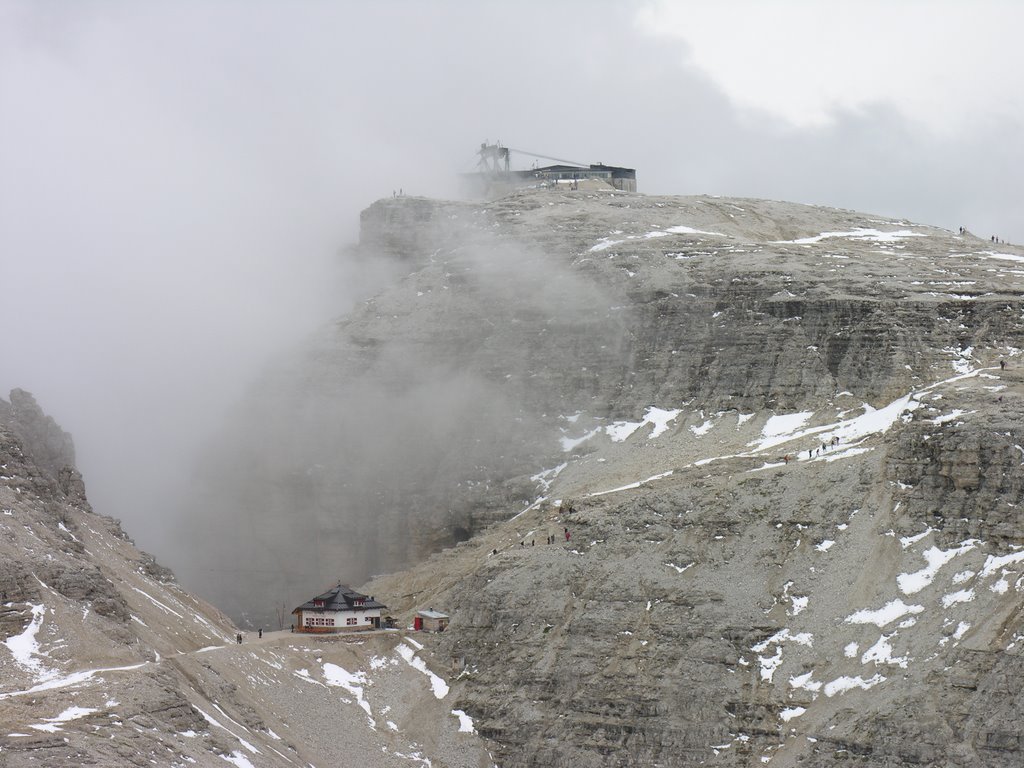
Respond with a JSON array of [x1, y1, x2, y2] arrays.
[[2, 2, 1022, 614], [177, 218, 628, 623]]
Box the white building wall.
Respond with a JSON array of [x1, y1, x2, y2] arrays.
[[300, 607, 382, 630]]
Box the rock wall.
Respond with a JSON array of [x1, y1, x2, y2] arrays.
[[180, 190, 1024, 627]]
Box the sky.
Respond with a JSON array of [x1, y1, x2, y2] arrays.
[[1, 0, 1022, 563]]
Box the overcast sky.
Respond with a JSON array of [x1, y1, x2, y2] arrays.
[[1, 1, 1021, 559]]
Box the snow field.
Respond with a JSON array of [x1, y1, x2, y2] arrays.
[[589, 224, 726, 252], [561, 367, 989, 505], [773, 228, 927, 245]]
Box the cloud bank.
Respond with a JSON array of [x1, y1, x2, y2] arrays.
[[1, 1, 1021, 569]]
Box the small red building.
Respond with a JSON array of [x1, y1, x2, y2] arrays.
[[415, 609, 450, 633]]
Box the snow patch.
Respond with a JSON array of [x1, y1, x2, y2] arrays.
[[897, 542, 977, 594], [941, 589, 975, 608], [860, 634, 909, 668], [3, 603, 50, 679], [823, 674, 885, 697], [323, 663, 375, 729], [588, 470, 673, 498], [560, 428, 601, 452], [606, 407, 681, 441], [220, 752, 256, 768], [760, 412, 814, 440], [774, 228, 926, 245], [29, 706, 97, 733], [845, 600, 923, 628], [129, 586, 184, 619], [789, 596, 809, 616], [690, 419, 715, 437], [451, 709, 476, 733], [396, 643, 449, 699], [980, 550, 1024, 578], [900, 528, 934, 549], [789, 671, 822, 692]]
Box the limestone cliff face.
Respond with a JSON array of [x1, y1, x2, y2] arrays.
[[0, 390, 78, 503], [366, 378, 1024, 767], [0, 392, 121, 624], [348, 189, 1024, 767], [182, 188, 1024, 630], [7, 185, 1024, 767]]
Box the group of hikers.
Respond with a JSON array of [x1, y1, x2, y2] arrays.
[[808, 435, 842, 459], [492, 526, 572, 556], [956, 226, 1011, 246], [234, 628, 264, 644], [956, 226, 1009, 245], [780, 435, 841, 464]]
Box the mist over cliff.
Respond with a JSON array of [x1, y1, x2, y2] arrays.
[[174, 205, 628, 620], [5, 3, 1024, 583], [5, 183, 1024, 767], [173, 187, 1024, 633]]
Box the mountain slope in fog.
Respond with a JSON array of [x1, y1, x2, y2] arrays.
[[0, 391, 492, 766], [344, 189, 1024, 767], [6, 183, 1024, 767], [180, 186, 1024, 633]]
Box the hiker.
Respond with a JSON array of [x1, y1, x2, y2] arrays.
[[258, 628, 263, 639], [808, 449, 813, 459], [236, 633, 242, 644], [1001, 359, 1006, 370], [822, 442, 827, 452], [564, 527, 570, 541]]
